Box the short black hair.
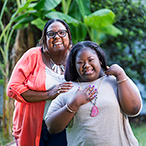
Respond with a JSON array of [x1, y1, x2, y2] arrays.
[[65, 41, 107, 81]]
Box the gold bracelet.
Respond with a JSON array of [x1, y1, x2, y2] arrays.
[[117, 78, 128, 84], [66, 103, 76, 113]]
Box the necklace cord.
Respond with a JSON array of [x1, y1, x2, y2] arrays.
[[77, 75, 105, 117], [77, 75, 105, 105], [77, 75, 105, 90]]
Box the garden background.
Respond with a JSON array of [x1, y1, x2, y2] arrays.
[[0, 0, 146, 145]]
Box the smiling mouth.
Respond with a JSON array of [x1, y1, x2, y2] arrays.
[[53, 42, 63, 46], [84, 69, 93, 74]]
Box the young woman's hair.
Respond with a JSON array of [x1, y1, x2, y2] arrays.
[[65, 41, 107, 81], [38, 19, 72, 48]]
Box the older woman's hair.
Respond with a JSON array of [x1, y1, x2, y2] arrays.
[[38, 19, 72, 48], [65, 41, 107, 81]]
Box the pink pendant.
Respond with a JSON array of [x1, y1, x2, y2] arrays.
[[90, 105, 99, 117]]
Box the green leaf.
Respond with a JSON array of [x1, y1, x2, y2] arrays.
[[68, 0, 82, 20], [84, 9, 115, 28], [102, 25, 123, 36], [13, 15, 34, 29], [34, 0, 61, 11], [45, 11, 79, 26], [88, 29, 107, 45], [11, 0, 36, 19], [69, 24, 87, 44], [13, 23, 29, 29], [28, 2, 38, 9], [13, 10, 37, 22], [31, 18, 47, 31], [0, 0, 8, 22], [75, 0, 91, 17]]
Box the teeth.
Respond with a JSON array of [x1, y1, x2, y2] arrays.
[[54, 42, 62, 45], [85, 70, 93, 74]]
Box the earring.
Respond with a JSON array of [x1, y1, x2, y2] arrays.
[[68, 44, 72, 51]]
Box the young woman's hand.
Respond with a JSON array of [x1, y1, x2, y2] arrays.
[[68, 85, 97, 110], [105, 64, 127, 80]]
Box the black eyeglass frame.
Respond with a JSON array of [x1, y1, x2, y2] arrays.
[[46, 30, 68, 38]]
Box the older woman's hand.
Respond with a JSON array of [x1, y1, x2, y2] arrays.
[[47, 81, 73, 100]]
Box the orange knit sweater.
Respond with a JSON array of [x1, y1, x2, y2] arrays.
[[7, 47, 46, 146]]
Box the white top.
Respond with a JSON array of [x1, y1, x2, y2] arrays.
[[46, 75, 142, 146], [43, 66, 65, 118]]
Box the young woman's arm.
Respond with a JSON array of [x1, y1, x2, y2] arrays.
[[45, 85, 97, 134], [105, 64, 142, 116], [45, 103, 77, 134]]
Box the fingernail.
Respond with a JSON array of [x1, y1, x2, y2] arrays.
[[89, 85, 91, 87], [95, 89, 97, 91], [92, 85, 95, 87]]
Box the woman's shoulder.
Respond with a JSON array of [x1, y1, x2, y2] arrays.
[[103, 75, 117, 87], [24, 46, 42, 55], [105, 75, 116, 82], [19, 47, 42, 62]]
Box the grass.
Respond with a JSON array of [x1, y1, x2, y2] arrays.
[[131, 122, 146, 146], [0, 128, 13, 146]]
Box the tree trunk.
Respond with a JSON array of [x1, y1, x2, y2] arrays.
[[11, 24, 34, 68], [3, 63, 12, 139], [27, 23, 34, 49], [11, 29, 27, 68]]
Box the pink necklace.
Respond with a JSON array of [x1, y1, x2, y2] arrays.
[[77, 75, 104, 117]]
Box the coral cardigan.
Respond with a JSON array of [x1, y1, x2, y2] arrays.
[[7, 47, 47, 146]]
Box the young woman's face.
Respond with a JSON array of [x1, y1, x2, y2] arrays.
[[46, 21, 70, 53], [75, 48, 102, 82]]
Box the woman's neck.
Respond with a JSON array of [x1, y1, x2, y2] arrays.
[[50, 51, 69, 65], [99, 70, 105, 78], [45, 50, 69, 65]]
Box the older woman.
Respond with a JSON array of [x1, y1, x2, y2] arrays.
[[7, 19, 73, 146]]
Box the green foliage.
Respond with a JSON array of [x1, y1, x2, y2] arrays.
[[31, 18, 47, 31], [84, 9, 122, 44], [131, 123, 146, 146], [10, 0, 122, 45], [67, 0, 122, 44], [34, 0, 61, 11], [0, 127, 12, 145], [45, 11, 79, 26], [75, 0, 91, 17], [0, 79, 3, 85], [91, 0, 146, 89]]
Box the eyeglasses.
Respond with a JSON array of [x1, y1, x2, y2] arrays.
[[46, 30, 68, 38]]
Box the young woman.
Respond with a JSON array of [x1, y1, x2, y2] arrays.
[[7, 19, 73, 146], [45, 41, 142, 146]]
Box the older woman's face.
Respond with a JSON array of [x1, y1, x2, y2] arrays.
[[46, 21, 70, 54]]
